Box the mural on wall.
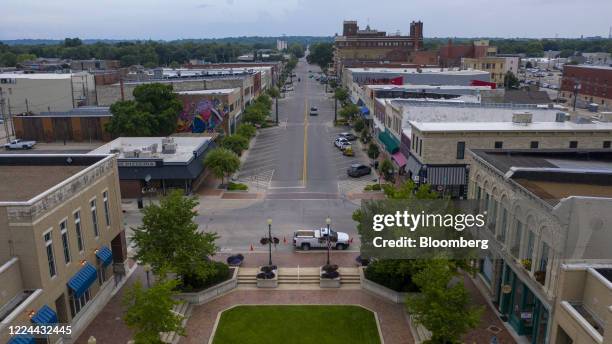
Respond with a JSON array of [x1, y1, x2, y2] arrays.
[[177, 98, 228, 133]]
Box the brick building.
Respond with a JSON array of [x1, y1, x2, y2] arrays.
[[560, 65, 612, 110], [439, 39, 497, 67], [13, 107, 113, 143], [333, 20, 424, 75]]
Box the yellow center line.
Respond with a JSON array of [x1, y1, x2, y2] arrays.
[[302, 97, 308, 185]]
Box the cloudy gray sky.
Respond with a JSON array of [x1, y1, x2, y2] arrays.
[[2, 0, 611, 40]]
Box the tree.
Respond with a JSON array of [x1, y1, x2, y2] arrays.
[[382, 179, 438, 200], [288, 43, 305, 58], [132, 191, 219, 285], [406, 259, 483, 344], [525, 61, 533, 69], [16, 53, 36, 63], [106, 101, 155, 136], [503, 71, 520, 90], [255, 94, 272, 109], [334, 88, 349, 104], [64, 37, 82, 47], [222, 134, 249, 155], [236, 123, 256, 139], [203, 148, 241, 185], [106, 83, 182, 137], [124, 279, 185, 344], [169, 61, 180, 68], [339, 104, 359, 121], [267, 86, 280, 99], [307, 42, 333, 70], [367, 143, 380, 160], [242, 105, 268, 126], [379, 159, 395, 182], [353, 118, 365, 132], [0, 52, 17, 67]]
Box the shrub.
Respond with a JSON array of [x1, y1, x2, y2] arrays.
[[353, 118, 365, 132], [179, 261, 231, 292], [227, 182, 248, 191], [364, 259, 421, 292], [236, 124, 256, 139], [222, 134, 249, 155], [364, 184, 382, 191], [367, 143, 380, 160]]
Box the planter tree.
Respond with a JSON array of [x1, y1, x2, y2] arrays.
[[367, 143, 380, 160], [123, 279, 184, 344], [406, 259, 483, 344], [222, 135, 249, 156], [132, 190, 220, 288], [203, 148, 241, 185]]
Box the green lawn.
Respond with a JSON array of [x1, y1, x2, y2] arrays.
[[211, 305, 381, 344]]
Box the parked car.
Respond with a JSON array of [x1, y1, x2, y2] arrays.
[[338, 132, 357, 141], [309, 106, 318, 116], [347, 163, 371, 178], [334, 137, 350, 149], [293, 228, 350, 250], [4, 139, 36, 150]]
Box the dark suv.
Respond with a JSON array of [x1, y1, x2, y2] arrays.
[[347, 164, 371, 178]]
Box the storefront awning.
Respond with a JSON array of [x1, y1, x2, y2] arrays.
[[96, 245, 113, 267], [31, 305, 58, 325], [426, 166, 467, 185], [8, 335, 35, 344], [359, 106, 371, 119], [378, 130, 400, 154], [391, 152, 408, 168], [68, 263, 97, 298]]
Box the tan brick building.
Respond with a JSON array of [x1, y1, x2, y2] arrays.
[[0, 154, 127, 344]]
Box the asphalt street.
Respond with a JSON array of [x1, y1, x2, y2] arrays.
[[124, 58, 375, 256]]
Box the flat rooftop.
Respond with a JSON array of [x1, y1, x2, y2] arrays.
[[470, 149, 612, 204], [0, 155, 110, 203], [367, 84, 492, 91], [0, 73, 72, 80], [176, 88, 239, 95], [89, 137, 211, 164], [347, 67, 490, 75], [411, 120, 612, 133]]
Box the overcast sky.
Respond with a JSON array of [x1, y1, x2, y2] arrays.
[[2, 0, 611, 40]]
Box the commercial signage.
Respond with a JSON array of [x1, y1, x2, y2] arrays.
[[118, 160, 161, 167]]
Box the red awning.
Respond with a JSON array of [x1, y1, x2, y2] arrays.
[[391, 152, 408, 168]]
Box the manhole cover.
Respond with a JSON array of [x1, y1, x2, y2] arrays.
[[487, 325, 502, 334]]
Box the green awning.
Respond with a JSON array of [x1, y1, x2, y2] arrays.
[[378, 130, 400, 154]]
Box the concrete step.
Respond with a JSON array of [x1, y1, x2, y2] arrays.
[[160, 303, 192, 344]]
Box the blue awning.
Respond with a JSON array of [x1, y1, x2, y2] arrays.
[[31, 305, 58, 325], [68, 263, 97, 298], [8, 335, 35, 344], [96, 246, 113, 267]]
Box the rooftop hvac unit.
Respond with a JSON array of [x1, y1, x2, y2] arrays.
[[123, 150, 136, 158], [162, 137, 177, 154], [512, 112, 533, 125], [599, 112, 612, 122], [555, 112, 568, 122], [139, 150, 152, 158], [110, 148, 121, 154]]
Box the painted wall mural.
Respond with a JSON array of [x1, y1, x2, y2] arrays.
[[177, 97, 228, 133]]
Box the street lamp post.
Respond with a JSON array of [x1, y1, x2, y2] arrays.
[[573, 83, 582, 111], [267, 218, 273, 266], [325, 217, 332, 265], [275, 96, 279, 125], [334, 97, 338, 123]]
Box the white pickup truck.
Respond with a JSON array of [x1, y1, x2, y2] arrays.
[[293, 228, 350, 251], [4, 139, 37, 150]]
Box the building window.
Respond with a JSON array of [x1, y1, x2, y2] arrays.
[[569, 141, 578, 148], [98, 265, 108, 286], [456, 141, 465, 159], [74, 211, 84, 252], [511, 220, 522, 257], [44, 230, 56, 278], [494, 141, 503, 149], [90, 199, 99, 237], [499, 207, 508, 244], [69, 288, 91, 318], [60, 220, 71, 264], [530, 141, 539, 149], [419, 139, 423, 156], [604, 141, 611, 149], [103, 191, 111, 227]]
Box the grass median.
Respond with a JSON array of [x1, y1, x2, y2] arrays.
[[211, 305, 381, 344]]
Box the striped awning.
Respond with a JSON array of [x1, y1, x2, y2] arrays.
[[426, 166, 467, 186], [96, 245, 113, 267], [68, 263, 97, 298], [31, 305, 58, 325], [8, 335, 35, 344]]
